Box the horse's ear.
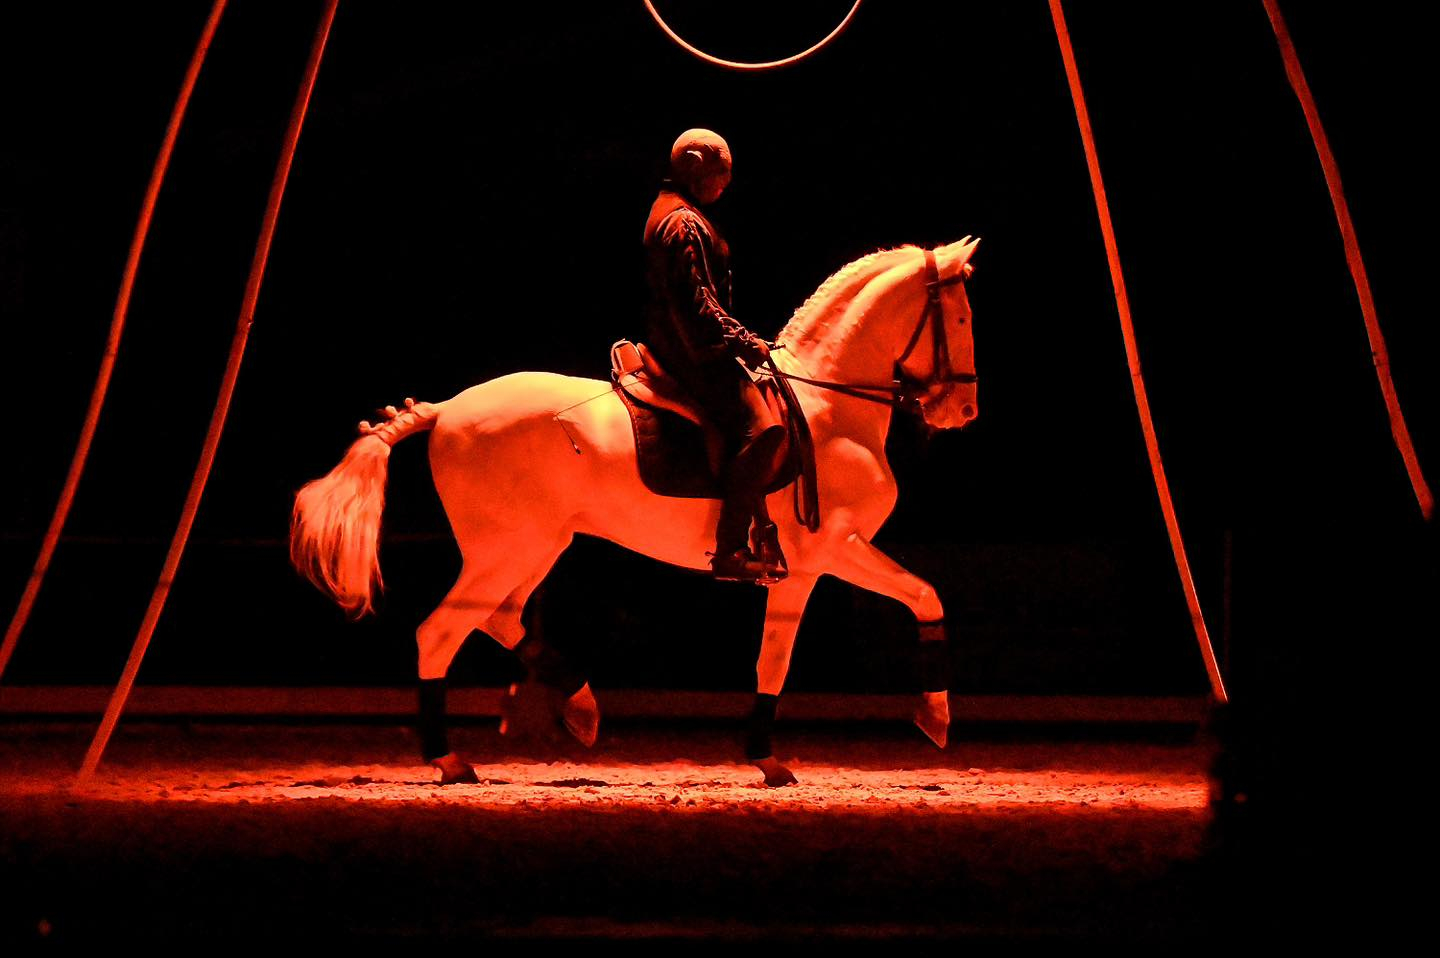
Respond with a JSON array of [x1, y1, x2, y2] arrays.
[[947, 236, 981, 273]]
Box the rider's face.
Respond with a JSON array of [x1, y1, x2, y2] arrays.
[[693, 164, 731, 205]]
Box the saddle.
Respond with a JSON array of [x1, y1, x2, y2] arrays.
[[609, 340, 801, 501]]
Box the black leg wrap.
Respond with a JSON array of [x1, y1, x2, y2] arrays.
[[418, 678, 450, 761], [513, 635, 586, 698], [745, 693, 779, 760], [918, 621, 950, 693]]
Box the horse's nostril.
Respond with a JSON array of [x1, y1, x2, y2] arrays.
[[962, 404, 976, 419]]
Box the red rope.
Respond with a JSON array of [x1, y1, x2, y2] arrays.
[[1262, 0, 1433, 522], [0, 1, 229, 686], [77, 0, 342, 783], [1048, 1, 1228, 704]]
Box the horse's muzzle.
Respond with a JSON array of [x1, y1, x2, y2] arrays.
[[921, 382, 978, 430]]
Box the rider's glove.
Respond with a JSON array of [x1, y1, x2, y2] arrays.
[[739, 335, 771, 367]]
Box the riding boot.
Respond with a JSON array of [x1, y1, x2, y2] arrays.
[[750, 520, 788, 583], [711, 426, 786, 583], [748, 493, 787, 581], [710, 491, 768, 581]]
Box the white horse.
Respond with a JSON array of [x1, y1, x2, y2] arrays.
[[291, 238, 980, 786]]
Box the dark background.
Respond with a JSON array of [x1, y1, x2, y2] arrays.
[[0, 0, 1433, 750]]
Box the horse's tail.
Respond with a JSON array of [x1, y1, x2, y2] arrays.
[[290, 399, 440, 617]]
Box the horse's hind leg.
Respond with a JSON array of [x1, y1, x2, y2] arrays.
[[419, 533, 595, 781], [482, 540, 600, 748], [416, 561, 507, 783], [416, 543, 558, 783], [417, 562, 509, 680]]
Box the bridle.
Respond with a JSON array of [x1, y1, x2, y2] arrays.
[[761, 247, 975, 532], [895, 248, 977, 410], [763, 248, 977, 413]]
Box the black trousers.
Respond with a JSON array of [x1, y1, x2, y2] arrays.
[[679, 359, 784, 553]]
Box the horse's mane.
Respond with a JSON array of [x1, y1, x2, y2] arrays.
[[777, 246, 918, 347]]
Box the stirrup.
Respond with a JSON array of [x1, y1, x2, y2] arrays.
[[710, 548, 788, 586]]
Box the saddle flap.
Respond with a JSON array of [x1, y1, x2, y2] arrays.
[[608, 340, 807, 507]]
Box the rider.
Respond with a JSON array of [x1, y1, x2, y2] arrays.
[[643, 129, 786, 583]]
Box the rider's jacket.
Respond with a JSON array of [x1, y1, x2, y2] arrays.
[[643, 185, 766, 389]]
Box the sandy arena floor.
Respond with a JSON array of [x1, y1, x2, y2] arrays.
[[0, 719, 1252, 943]]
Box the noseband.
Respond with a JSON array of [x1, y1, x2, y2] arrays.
[[764, 248, 977, 411]]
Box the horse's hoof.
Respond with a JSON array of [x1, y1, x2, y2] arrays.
[[430, 752, 479, 785], [753, 755, 798, 788], [562, 683, 600, 748], [913, 691, 950, 749]]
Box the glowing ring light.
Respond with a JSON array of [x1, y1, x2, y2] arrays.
[[643, 0, 863, 71]]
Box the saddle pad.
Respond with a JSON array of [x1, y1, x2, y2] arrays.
[[616, 384, 800, 501]]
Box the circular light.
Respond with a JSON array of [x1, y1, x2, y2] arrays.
[[642, 0, 864, 72]]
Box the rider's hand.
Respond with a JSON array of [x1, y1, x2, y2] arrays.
[[742, 336, 771, 366]]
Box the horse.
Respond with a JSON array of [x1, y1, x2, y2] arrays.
[[291, 237, 980, 786]]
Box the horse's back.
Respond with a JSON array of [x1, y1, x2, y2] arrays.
[[436, 372, 606, 433], [426, 372, 636, 537], [422, 370, 715, 564]]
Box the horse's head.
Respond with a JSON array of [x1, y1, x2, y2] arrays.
[[776, 239, 980, 429], [896, 238, 979, 430]]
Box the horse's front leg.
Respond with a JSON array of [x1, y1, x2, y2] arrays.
[[747, 574, 818, 786], [824, 531, 951, 748]]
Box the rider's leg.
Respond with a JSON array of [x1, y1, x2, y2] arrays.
[[748, 488, 786, 575], [713, 422, 786, 580], [685, 367, 786, 578]]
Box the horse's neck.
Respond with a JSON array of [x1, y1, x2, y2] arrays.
[[782, 268, 922, 446]]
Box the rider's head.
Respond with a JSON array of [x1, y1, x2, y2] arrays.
[[669, 129, 732, 205]]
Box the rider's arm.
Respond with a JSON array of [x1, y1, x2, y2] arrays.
[[664, 212, 769, 365]]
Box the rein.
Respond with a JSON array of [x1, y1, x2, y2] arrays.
[[760, 249, 976, 411], [761, 248, 974, 533]]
